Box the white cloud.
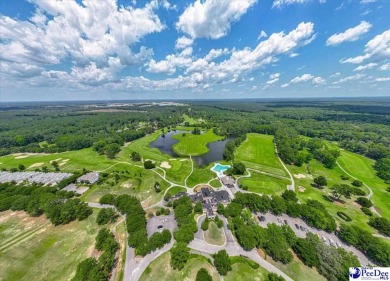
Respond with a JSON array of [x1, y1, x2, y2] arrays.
[[340, 29, 390, 64], [291, 73, 314, 83], [175, 37, 194, 49], [379, 63, 390, 71], [330, 72, 341, 78], [281, 83, 289, 88], [176, 0, 257, 39], [266, 73, 281, 85], [375, 77, 390, 82], [204, 48, 229, 61], [333, 73, 366, 84], [0, 0, 164, 77], [312, 76, 326, 85], [258, 30, 268, 40], [289, 53, 299, 58], [326, 21, 372, 46], [272, 0, 325, 8], [361, 0, 377, 3], [353, 63, 377, 71]]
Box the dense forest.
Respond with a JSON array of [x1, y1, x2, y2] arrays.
[[0, 99, 389, 180]]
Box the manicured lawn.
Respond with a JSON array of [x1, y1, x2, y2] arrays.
[[338, 150, 390, 220], [187, 164, 217, 188], [0, 210, 100, 281], [165, 186, 187, 197], [182, 114, 198, 125], [268, 255, 326, 281], [119, 131, 169, 163], [238, 173, 290, 196], [172, 130, 224, 156], [288, 160, 375, 232], [225, 256, 268, 281], [204, 221, 225, 246], [139, 252, 219, 281], [235, 133, 286, 176], [164, 159, 192, 186], [209, 178, 222, 188], [82, 164, 169, 207], [0, 148, 115, 172]]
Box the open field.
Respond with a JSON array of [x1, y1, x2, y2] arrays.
[[119, 131, 169, 163], [0, 148, 115, 172], [139, 252, 219, 281], [266, 254, 326, 281], [172, 130, 224, 156], [204, 221, 225, 246], [165, 186, 187, 197], [187, 164, 217, 188], [0, 210, 100, 281], [164, 158, 192, 186], [338, 150, 390, 220], [182, 114, 199, 125], [82, 164, 169, 207], [288, 159, 375, 232], [209, 178, 222, 188], [225, 256, 268, 281], [235, 134, 286, 176], [238, 173, 290, 196]]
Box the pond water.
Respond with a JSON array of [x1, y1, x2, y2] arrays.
[[150, 130, 233, 166]]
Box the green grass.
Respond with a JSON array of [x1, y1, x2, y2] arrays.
[[238, 173, 290, 196], [187, 165, 217, 188], [172, 130, 224, 156], [0, 148, 116, 172], [139, 252, 219, 281], [209, 179, 222, 188], [82, 164, 169, 206], [182, 114, 198, 125], [235, 133, 286, 176], [268, 256, 326, 281], [165, 186, 187, 197], [225, 257, 268, 281], [119, 131, 169, 163], [204, 221, 225, 246], [0, 210, 101, 281], [288, 159, 375, 232], [338, 150, 390, 220], [164, 159, 192, 186]]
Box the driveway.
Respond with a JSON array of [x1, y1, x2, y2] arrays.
[[256, 212, 372, 266]]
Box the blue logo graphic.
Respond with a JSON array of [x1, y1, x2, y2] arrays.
[[350, 268, 361, 279]]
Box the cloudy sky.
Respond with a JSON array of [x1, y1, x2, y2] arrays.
[[0, 0, 389, 101]]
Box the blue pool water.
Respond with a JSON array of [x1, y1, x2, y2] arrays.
[[212, 164, 230, 173]]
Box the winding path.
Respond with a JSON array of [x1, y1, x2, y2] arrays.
[[274, 144, 295, 191]]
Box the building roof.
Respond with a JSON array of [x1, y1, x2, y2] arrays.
[[201, 187, 211, 198], [77, 172, 99, 184], [213, 190, 230, 202], [220, 176, 235, 186]]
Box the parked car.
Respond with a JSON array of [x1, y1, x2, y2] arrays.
[[300, 226, 305, 231], [284, 219, 288, 225], [336, 242, 341, 247], [295, 223, 299, 229], [321, 235, 327, 242], [157, 225, 163, 229]]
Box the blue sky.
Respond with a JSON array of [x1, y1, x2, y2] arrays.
[[0, 0, 389, 101]]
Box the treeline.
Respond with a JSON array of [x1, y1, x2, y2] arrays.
[[0, 182, 92, 225], [338, 224, 390, 266], [102, 194, 171, 256], [72, 228, 119, 281], [0, 105, 186, 155], [172, 196, 197, 244], [223, 134, 246, 161], [220, 192, 359, 281], [223, 191, 336, 232]]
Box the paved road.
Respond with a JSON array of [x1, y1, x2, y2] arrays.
[[257, 212, 372, 266], [146, 214, 177, 237], [274, 144, 295, 191]]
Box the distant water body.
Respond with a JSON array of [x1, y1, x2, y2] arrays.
[[150, 130, 233, 166]]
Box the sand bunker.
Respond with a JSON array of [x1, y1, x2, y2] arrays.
[[59, 159, 69, 166], [298, 186, 306, 192], [160, 161, 172, 169], [294, 174, 307, 179], [121, 182, 132, 189], [50, 158, 62, 164], [29, 162, 44, 168], [13, 153, 48, 159]]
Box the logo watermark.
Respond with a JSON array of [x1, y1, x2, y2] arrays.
[[350, 267, 390, 281]]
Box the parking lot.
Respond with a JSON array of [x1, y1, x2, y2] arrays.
[[256, 212, 372, 266], [146, 214, 177, 237]]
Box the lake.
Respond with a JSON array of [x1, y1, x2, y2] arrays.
[[150, 130, 233, 166]]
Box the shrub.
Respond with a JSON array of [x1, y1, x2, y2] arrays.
[[144, 160, 156, 169], [337, 212, 352, 222], [368, 217, 390, 237], [201, 218, 209, 231], [352, 180, 363, 187], [361, 207, 373, 216], [96, 208, 119, 225], [213, 250, 232, 276], [355, 197, 373, 208], [196, 268, 212, 281]]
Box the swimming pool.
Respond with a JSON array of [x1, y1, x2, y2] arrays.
[[211, 163, 230, 174]]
